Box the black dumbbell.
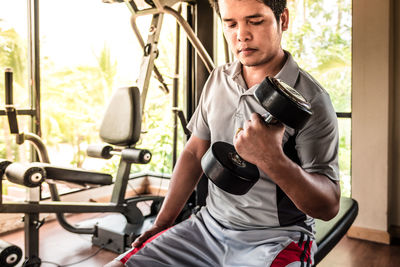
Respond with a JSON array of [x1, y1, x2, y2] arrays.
[[201, 77, 313, 195]]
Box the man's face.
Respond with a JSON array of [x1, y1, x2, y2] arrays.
[[219, 0, 288, 67]]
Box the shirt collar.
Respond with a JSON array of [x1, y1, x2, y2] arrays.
[[223, 59, 242, 80], [222, 50, 300, 89], [275, 51, 300, 88]]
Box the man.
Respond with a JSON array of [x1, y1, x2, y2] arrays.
[[106, 0, 340, 266]]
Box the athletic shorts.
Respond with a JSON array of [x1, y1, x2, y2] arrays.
[[116, 207, 316, 267]]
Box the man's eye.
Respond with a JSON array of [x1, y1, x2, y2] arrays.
[[250, 20, 264, 25], [227, 23, 237, 28]]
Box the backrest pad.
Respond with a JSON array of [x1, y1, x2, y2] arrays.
[[99, 86, 141, 146]]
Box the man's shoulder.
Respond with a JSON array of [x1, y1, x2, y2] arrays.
[[280, 51, 328, 102], [295, 67, 329, 103]]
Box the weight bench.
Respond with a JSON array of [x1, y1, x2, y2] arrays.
[[314, 197, 358, 265], [0, 85, 163, 266]]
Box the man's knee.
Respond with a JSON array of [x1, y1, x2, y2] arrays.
[[104, 260, 124, 267]]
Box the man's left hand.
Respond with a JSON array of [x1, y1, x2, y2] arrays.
[[233, 112, 285, 167]]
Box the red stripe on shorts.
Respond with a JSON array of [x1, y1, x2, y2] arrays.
[[120, 228, 171, 264], [270, 240, 313, 267]]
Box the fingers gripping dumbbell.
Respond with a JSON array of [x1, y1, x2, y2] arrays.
[[201, 77, 313, 195]]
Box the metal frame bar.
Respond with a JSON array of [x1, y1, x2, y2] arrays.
[[185, 3, 195, 121], [0, 202, 122, 213], [22, 1, 41, 264], [27, 0, 41, 137], [129, 16, 169, 94], [0, 195, 162, 213], [136, 13, 164, 110], [0, 109, 36, 116], [172, 4, 182, 167], [123, 0, 215, 113]]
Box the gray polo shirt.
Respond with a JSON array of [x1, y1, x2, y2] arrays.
[[187, 52, 339, 234]]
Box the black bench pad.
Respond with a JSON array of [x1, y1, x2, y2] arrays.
[[314, 197, 358, 265], [40, 164, 113, 186]]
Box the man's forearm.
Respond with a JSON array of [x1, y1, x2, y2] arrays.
[[154, 137, 210, 227], [260, 152, 340, 221], [234, 114, 340, 221]]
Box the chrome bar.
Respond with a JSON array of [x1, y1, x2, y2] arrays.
[[163, 6, 214, 72]]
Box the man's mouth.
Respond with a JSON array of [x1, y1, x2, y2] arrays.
[[238, 48, 257, 55]]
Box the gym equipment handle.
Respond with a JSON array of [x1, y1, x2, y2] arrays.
[[121, 148, 152, 164], [4, 68, 19, 134], [87, 145, 151, 164], [87, 144, 113, 159], [5, 68, 13, 105]]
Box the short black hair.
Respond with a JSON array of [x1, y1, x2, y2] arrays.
[[209, 0, 287, 22]]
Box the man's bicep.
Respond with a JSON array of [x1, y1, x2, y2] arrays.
[[296, 92, 340, 181], [184, 135, 211, 162]]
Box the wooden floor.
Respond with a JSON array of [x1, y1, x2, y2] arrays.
[[320, 236, 400, 267], [0, 213, 118, 267], [1, 214, 400, 267]]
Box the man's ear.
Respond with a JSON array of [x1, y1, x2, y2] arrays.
[[280, 8, 289, 31]]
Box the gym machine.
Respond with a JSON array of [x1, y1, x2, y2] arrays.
[[1, 69, 165, 266], [0, 0, 216, 266], [105, 0, 214, 112]]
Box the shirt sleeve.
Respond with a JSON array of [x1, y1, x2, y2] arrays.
[[186, 71, 215, 141], [295, 91, 340, 181]]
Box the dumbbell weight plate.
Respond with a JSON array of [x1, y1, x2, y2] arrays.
[[254, 77, 312, 130], [201, 141, 259, 195]]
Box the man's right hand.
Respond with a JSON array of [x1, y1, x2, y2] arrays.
[[131, 223, 170, 248]]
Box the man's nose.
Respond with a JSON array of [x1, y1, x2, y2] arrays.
[[237, 23, 251, 42]]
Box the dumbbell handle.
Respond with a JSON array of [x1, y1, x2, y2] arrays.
[[236, 112, 275, 138], [262, 112, 276, 124]]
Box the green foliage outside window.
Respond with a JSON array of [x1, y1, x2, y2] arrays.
[[284, 0, 352, 196]]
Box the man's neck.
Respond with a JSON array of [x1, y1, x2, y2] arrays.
[[242, 50, 287, 89]]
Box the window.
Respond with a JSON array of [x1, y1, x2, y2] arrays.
[[0, 1, 187, 203], [38, 0, 185, 175], [283, 0, 352, 196], [0, 1, 31, 202]]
